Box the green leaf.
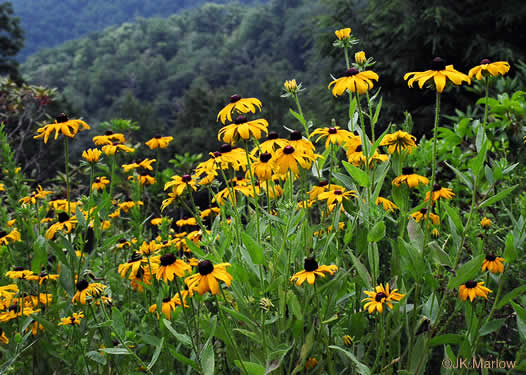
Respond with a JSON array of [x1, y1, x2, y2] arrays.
[[241, 232, 265, 265], [429, 334, 464, 347], [234, 328, 263, 346], [496, 285, 526, 309], [148, 337, 164, 370], [162, 319, 192, 348], [512, 302, 526, 340], [329, 345, 371, 375], [184, 239, 206, 259], [478, 185, 517, 209], [100, 348, 131, 355], [348, 252, 372, 288], [219, 305, 258, 328], [504, 232, 518, 263], [289, 108, 306, 125], [442, 201, 464, 233], [86, 351, 107, 365], [112, 307, 126, 338], [479, 319, 505, 336], [447, 255, 485, 289], [372, 96, 382, 126], [75, 205, 86, 228], [367, 221, 385, 243], [342, 160, 369, 187], [201, 339, 215, 375], [445, 162, 473, 190], [168, 347, 199, 370], [234, 361, 266, 375]]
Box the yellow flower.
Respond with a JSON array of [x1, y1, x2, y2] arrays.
[[355, 51, 366, 64], [149, 297, 180, 320], [346, 143, 388, 166], [310, 126, 356, 150], [91, 176, 110, 191], [251, 152, 275, 181], [318, 188, 357, 206], [425, 184, 455, 202], [0, 183, 4, 191], [145, 136, 173, 149], [362, 283, 405, 313], [72, 280, 107, 305], [329, 68, 379, 96], [136, 172, 156, 186], [82, 148, 102, 163], [34, 113, 90, 143], [0, 228, 21, 246], [284, 79, 298, 93], [19, 185, 53, 205], [480, 217, 492, 229], [45, 213, 77, 240], [156, 254, 191, 283], [92, 131, 126, 145], [376, 197, 398, 211], [5, 267, 34, 280], [274, 145, 315, 176], [404, 57, 470, 93], [482, 254, 504, 274], [290, 257, 338, 286], [185, 260, 233, 295], [392, 167, 429, 188], [335, 28, 351, 40], [0, 328, 8, 344], [410, 208, 440, 225], [431, 228, 440, 238], [459, 281, 492, 302], [343, 335, 353, 347], [380, 131, 417, 154], [468, 59, 510, 80], [217, 94, 262, 124], [253, 131, 288, 155], [101, 142, 135, 155], [305, 357, 318, 370], [58, 312, 84, 326], [164, 174, 197, 195], [218, 115, 268, 144], [176, 217, 197, 227], [118, 252, 150, 280]]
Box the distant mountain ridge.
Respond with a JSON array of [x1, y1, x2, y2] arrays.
[[12, 0, 262, 60]]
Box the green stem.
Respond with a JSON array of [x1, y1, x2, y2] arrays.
[[64, 138, 71, 214], [243, 141, 260, 242], [365, 90, 375, 143], [483, 77, 490, 128], [109, 154, 117, 199]]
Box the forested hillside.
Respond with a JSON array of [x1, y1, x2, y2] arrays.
[[12, 0, 261, 60]]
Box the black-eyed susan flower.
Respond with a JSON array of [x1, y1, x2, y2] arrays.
[[118, 252, 149, 280], [425, 184, 455, 202], [376, 197, 398, 212], [392, 167, 429, 188], [115, 238, 132, 249], [346, 144, 388, 166], [58, 312, 84, 326], [0, 328, 8, 344], [218, 115, 268, 145], [218, 144, 248, 171], [45, 212, 77, 240], [290, 257, 338, 286], [149, 297, 179, 320], [5, 267, 33, 280], [118, 201, 143, 213], [136, 172, 156, 186], [329, 68, 379, 96], [0, 183, 4, 192], [254, 131, 288, 155], [0, 228, 21, 246], [185, 260, 232, 295], [34, 113, 90, 143], [200, 207, 220, 219], [251, 152, 275, 181], [480, 217, 492, 229], [217, 94, 262, 124], [156, 254, 191, 282], [101, 142, 135, 155], [82, 148, 102, 163], [404, 57, 470, 93], [92, 131, 125, 146], [355, 51, 366, 64], [468, 59, 510, 80], [335, 27, 351, 40], [431, 228, 440, 238], [139, 240, 162, 256], [164, 174, 197, 195], [318, 188, 357, 206], [310, 126, 355, 150], [289, 130, 316, 158], [72, 279, 107, 305], [28, 271, 59, 285], [459, 280, 492, 302], [305, 357, 318, 370], [176, 217, 197, 227], [482, 254, 505, 274], [19, 185, 53, 205], [92, 176, 110, 191], [275, 145, 315, 176], [410, 208, 440, 225], [308, 180, 329, 200], [145, 135, 173, 150], [380, 131, 417, 154], [362, 283, 405, 313]]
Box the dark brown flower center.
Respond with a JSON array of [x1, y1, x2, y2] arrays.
[[304, 257, 319, 272], [198, 260, 214, 275], [76, 279, 89, 291], [480, 59, 491, 65], [283, 145, 295, 155], [220, 144, 232, 153], [485, 254, 496, 261], [431, 57, 446, 71], [433, 184, 441, 191], [213, 151, 221, 158], [162, 297, 171, 303], [58, 212, 70, 223], [118, 238, 128, 243], [355, 145, 362, 152], [230, 94, 241, 103], [402, 167, 414, 175], [319, 180, 328, 187], [160, 253, 176, 266], [334, 190, 343, 195], [95, 177, 101, 183], [13, 266, 24, 271], [105, 130, 114, 135], [260, 152, 272, 162], [40, 271, 48, 277], [0, 231, 6, 237], [290, 130, 302, 141], [345, 68, 359, 76], [128, 252, 142, 263], [465, 280, 477, 289], [328, 127, 337, 134], [56, 113, 69, 123], [140, 171, 149, 176], [268, 131, 278, 140], [375, 292, 387, 302], [420, 208, 428, 214], [182, 174, 192, 182], [154, 134, 161, 139], [235, 115, 247, 124]]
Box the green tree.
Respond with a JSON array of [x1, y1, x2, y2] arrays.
[[0, 2, 24, 81]]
